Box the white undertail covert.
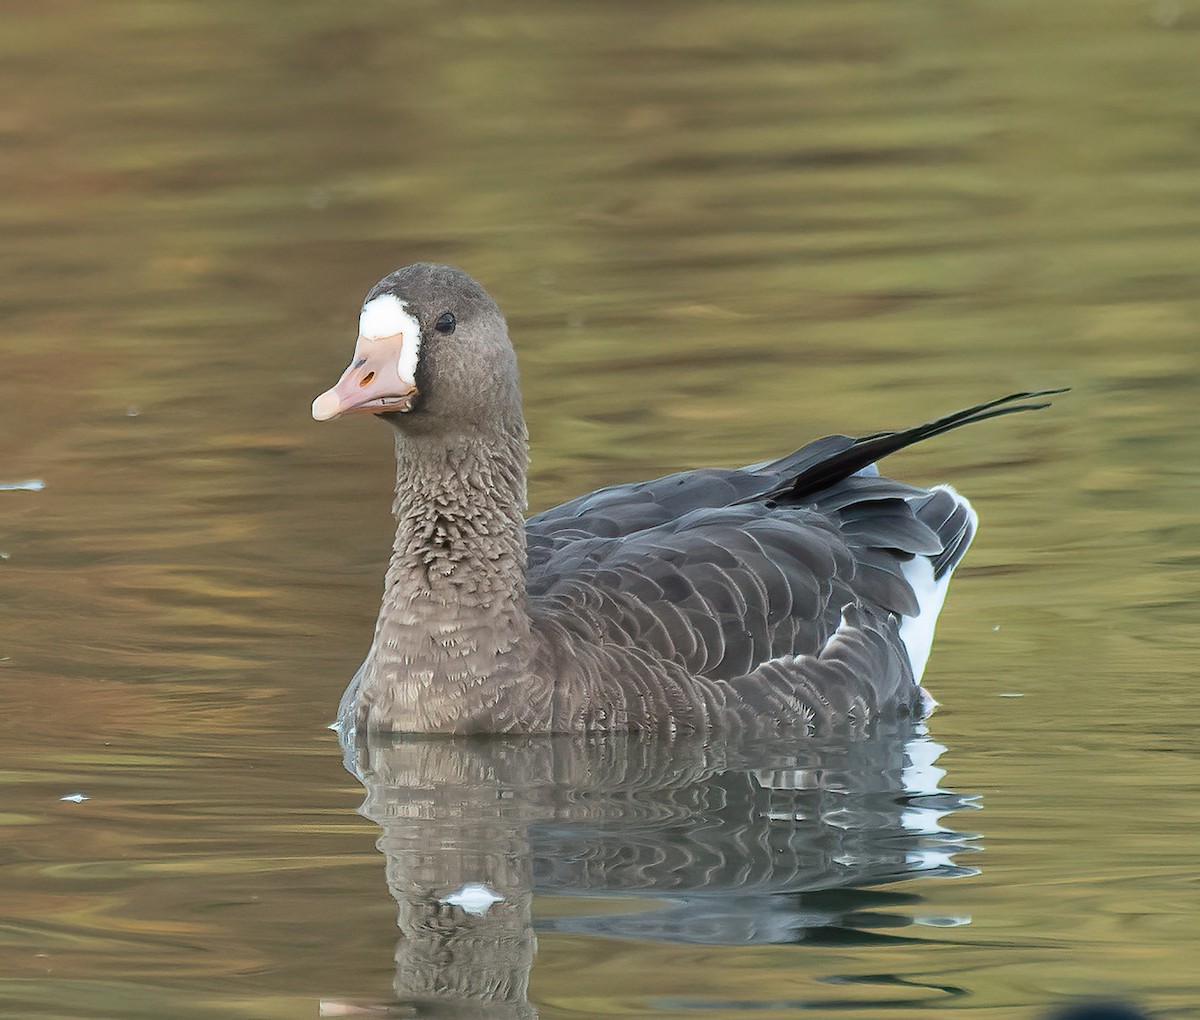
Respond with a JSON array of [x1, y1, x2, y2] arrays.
[[898, 485, 978, 682]]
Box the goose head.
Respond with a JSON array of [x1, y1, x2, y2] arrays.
[[311, 263, 519, 435]]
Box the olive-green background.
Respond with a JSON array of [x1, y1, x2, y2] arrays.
[[2, 2, 1197, 1016]]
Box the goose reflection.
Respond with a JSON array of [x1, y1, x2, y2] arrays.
[[325, 721, 978, 1017]]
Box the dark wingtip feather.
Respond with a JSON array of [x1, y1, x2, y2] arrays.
[[737, 388, 1068, 507]]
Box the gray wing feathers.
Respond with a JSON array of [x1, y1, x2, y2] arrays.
[[530, 502, 923, 687], [526, 445, 972, 723], [729, 605, 919, 734], [911, 487, 977, 579]]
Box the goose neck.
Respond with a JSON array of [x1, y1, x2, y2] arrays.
[[383, 424, 530, 628]]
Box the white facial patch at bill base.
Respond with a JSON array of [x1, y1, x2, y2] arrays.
[[359, 294, 423, 387]]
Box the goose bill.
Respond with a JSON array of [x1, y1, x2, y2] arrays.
[[312, 333, 419, 421]]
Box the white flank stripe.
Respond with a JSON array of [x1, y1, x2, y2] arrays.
[[897, 486, 977, 682]]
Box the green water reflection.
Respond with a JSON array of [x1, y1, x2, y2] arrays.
[[2, 1, 1198, 1017]]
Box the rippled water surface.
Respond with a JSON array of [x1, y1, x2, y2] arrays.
[[3, 2, 1199, 1017]]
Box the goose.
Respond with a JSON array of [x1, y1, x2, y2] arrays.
[[312, 262, 1061, 736]]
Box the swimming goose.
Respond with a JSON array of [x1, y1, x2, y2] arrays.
[[313, 262, 1060, 736]]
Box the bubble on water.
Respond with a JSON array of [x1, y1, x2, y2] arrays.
[[439, 882, 504, 916]]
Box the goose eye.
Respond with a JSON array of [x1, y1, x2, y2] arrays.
[[434, 311, 456, 335]]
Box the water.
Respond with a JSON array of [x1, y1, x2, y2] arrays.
[[332, 725, 977, 1017], [2, 2, 1198, 1017]]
